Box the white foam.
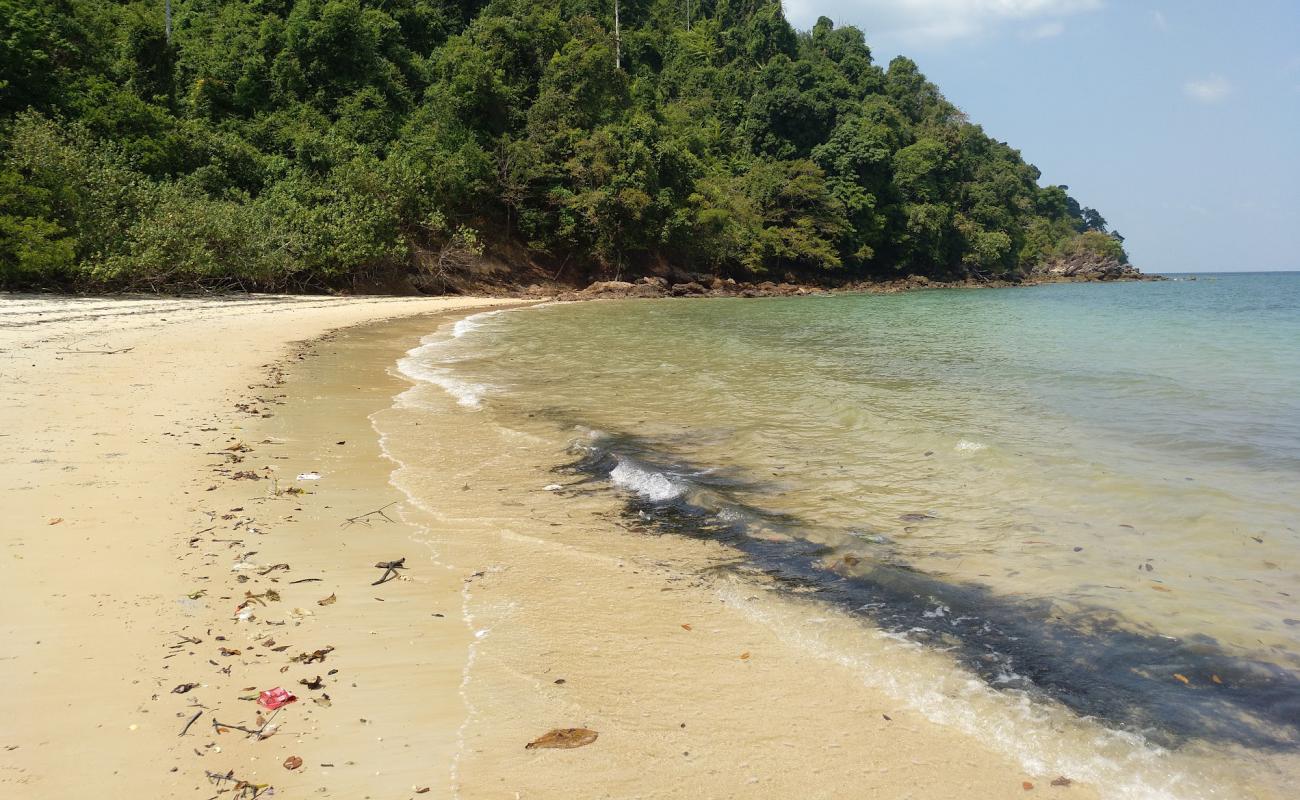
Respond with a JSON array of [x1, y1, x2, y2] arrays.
[[610, 458, 687, 502], [397, 348, 492, 409], [452, 309, 502, 338], [956, 439, 988, 452]]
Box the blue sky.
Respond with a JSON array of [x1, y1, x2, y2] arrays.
[[783, 1, 1300, 272]]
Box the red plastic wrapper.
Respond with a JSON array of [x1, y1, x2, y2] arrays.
[[257, 687, 297, 710]]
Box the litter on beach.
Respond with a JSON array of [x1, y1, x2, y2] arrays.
[[296, 472, 322, 480], [257, 688, 297, 710]]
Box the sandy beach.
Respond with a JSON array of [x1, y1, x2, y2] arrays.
[[1, 294, 1096, 799]]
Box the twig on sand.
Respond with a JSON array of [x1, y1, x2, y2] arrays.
[[55, 347, 135, 355], [371, 557, 406, 586], [179, 710, 203, 736], [342, 501, 399, 528]]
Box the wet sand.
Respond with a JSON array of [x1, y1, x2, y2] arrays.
[[1, 295, 1093, 798]]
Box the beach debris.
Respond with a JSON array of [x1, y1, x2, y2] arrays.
[[283, 755, 303, 771], [299, 676, 324, 690], [1051, 776, 1073, 787], [313, 694, 332, 707], [172, 683, 199, 694], [289, 578, 323, 584], [205, 769, 271, 798], [241, 589, 281, 606], [47, 517, 63, 525], [257, 688, 297, 710], [416, 788, 430, 794], [543, 484, 563, 491], [525, 728, 599, 750], [372, 558, 407, 585], [186, 589, 207, 599], [1022, 781, 1034, 790], [739, 651, 751, 660], [342, 501, 399, 528], [1173, 673, 1190, 685], [291, 646, 334, 664], [258, 563, 290, 576], [225, 441, 250, 452], [1150, 584, 1171, 592], [1212, 674, 1223, 684], [231, 471, 262, 481], [317, 593, 336, 606], [296, 472, 321, 481], [179, 710, 204, 737], [882, 714, 892, 721], [680, 623, 692, 631]]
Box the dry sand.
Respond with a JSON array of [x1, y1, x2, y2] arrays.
[[0, 294, 1094, 799]]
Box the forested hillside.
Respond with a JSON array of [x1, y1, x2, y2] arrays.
[[1, 0, 1130, 291]]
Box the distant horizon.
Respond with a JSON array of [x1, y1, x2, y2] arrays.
[[1154, 267, 1300, 274]]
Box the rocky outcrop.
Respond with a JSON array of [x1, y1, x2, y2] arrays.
[[1032, 253, 1146, 282]]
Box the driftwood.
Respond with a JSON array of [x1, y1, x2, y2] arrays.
[[56, 347, 135, 355], [371, 557, 406, 586], [342, 501, 399, 528]]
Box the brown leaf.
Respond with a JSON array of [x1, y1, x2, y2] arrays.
[[415, 789, 430, 795], [48, 517, 63, 525], [739, 652, 751, 660], [317, 593, 337, 607], [283, 755, 303, 771], [680, 623, 692, 631], [1022, 781, 1035, 790], [1211, 674, 1223, 685], [1051, 776, 1073, 787], [524, 728, 599, 750], [1173, 673, 1190, 685], [219, 647, 242, 657]]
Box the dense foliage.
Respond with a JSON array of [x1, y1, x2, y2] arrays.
[[1, 0, 1128, 290]]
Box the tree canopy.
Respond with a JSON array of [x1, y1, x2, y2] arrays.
[[0, 0, 1128, 290]]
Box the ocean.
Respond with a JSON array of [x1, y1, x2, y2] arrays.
[[380, 273, 1300, 798]]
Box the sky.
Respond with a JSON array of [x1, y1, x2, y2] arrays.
[[782, 1, 1300, 272]]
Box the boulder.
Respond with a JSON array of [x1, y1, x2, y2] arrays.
[[670, 281, 708, 296]]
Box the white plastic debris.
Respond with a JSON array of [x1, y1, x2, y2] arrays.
[[543, 484, 563, 491], [296, 472, 321, 481]]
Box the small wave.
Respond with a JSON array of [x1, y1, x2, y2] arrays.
[[956, 439, 987, 452], [397, 355, 491, 408], [610, 458, 687, 502], [452, 309, 503, 338]]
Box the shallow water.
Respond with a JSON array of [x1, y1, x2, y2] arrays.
[[385, 274, 1300, 797]]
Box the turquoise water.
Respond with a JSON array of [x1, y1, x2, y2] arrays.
[[396, 273, 1300, 795]]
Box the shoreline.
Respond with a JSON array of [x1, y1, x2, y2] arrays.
[[9, 288, 1281, 798], [0, 295, 528, 798]]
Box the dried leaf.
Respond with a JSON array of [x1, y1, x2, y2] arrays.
[[299, 675, 324, 690], [1211, 674, 1223, 685], [283, 755, 302, 770], [680, 623, 692, 631], [415, 789, 430, 795], [313, 694, 332, 707], [525, 728, 598, 750], [1051, 776, 1073, 787], [172, 683, 199, 694], [317, 593, 337, 607], [1173, 673, 1190, 685], [48, 517, 64, 525], [1022, 781, 1034, 790], [219, 647, 242, 657], [739, 652, 751, 660]]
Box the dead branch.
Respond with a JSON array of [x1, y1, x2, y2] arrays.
[[342, 501, 399, 528], [179, 710, 203, 736], [372, 557, 406, 586]]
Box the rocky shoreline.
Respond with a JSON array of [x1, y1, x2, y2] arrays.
[[535, 268, 1160, 303]]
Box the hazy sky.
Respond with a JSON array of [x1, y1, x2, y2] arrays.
[[783, 1, 1300, 272]]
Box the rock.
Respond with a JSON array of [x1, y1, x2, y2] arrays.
[[582, 280, 636, 295], [639, 276, 668, 289], [670, 281, 707, 296]]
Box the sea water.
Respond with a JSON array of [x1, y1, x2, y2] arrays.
[[386, 273, 1300, 797]]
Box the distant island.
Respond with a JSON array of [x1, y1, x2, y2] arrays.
[[0, 0, 1138, 293]]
